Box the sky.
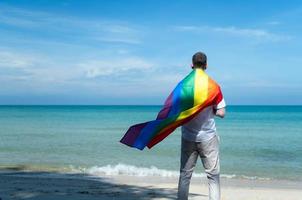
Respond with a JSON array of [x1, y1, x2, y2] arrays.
[[0, 0, 301, 105]]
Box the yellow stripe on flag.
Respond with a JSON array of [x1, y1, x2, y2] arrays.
[[194, 69, 208, 106]]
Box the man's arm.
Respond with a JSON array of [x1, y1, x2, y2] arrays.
[[213, 96, 226, 118]]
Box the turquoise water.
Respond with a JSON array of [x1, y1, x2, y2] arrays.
[[0, 106, 301, 180]]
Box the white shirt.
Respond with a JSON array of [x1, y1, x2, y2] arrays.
[[181, 98, 226, 142]]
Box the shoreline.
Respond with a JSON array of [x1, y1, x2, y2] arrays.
[[2, 163, 301, 182], [1, 170, 301, 200]]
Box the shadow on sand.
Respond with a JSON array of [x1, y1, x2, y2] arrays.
[[0, 169, 206, 200]]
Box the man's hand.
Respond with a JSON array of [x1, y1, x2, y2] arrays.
[[214, 108, 225, 118]]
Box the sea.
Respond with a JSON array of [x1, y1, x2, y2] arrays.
[[0, 105, 301, 181]]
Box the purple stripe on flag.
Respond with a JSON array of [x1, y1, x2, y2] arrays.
[[156, 93, 173, 120], [120, 122, 147, 147]]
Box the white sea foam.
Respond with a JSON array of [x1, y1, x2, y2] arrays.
[[70, 163, 269, 180], [84, 163, 181, 177]]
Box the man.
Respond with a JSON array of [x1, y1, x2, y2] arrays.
[[177, 52, 226, 200]]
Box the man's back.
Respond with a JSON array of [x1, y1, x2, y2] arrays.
[[181, 99, 226, 142]]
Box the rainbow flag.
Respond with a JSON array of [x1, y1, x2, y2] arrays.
[[120, 68, 223, 150]]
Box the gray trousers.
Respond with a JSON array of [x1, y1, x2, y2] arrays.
[[177, 135, 220, 200]]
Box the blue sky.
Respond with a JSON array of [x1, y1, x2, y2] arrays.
[[0, 0, 301, 105]]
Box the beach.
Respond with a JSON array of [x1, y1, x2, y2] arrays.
[[1, 170, 301, 200], [0, 105, 301, 199]]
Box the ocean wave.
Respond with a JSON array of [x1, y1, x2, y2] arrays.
[[70, 163, 269, 180]]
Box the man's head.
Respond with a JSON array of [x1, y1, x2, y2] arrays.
[[192, 52, 207, 70]]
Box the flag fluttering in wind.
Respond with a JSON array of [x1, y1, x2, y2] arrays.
[[120, 68, 223, 150]]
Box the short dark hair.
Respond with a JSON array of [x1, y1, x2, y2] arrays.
[[192, 52, 207, 68]]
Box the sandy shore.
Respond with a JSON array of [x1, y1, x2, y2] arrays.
[[0, 170, 301, 200]]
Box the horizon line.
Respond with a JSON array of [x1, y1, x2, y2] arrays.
[[0, 104, 301, 106]]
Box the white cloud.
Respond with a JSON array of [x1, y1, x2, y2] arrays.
[[101, 24, 136, 34], [80, 57, 154, 78], [0, 49, 79, 83], [0, 5, 142, 45], [0, 50, 37, 68], [174, 25, 291, 42], [267, 21, 281, 25], [95, 37, 141, 44], [0, 49, 174, 100], [0, 49, 176, 100], [0, 48, 156, 83], [0, 15, 38, 28]]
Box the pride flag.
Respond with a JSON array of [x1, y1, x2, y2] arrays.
[[120, 68, 223, 150]]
